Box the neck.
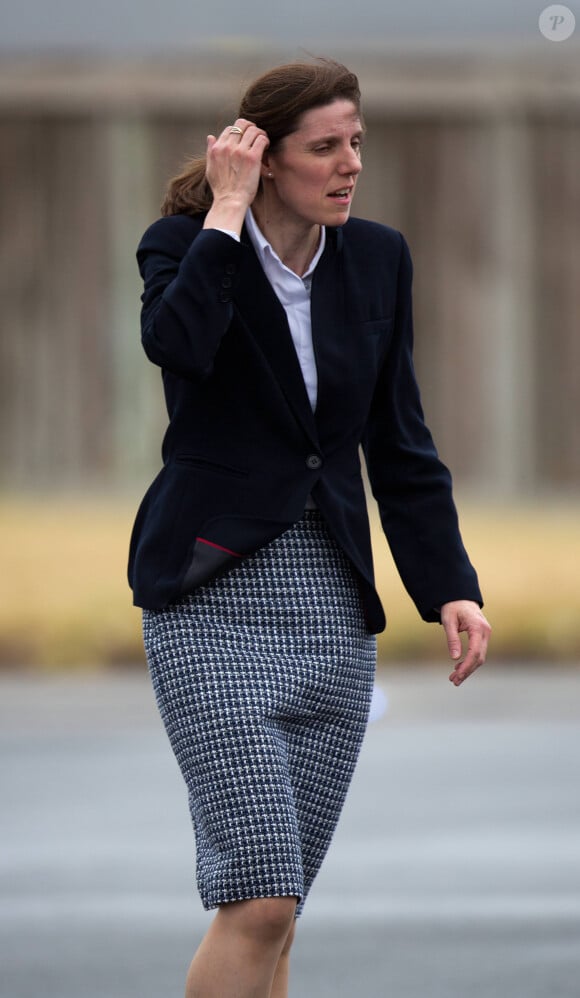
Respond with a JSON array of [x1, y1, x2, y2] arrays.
[[251, 197, 321, 277]]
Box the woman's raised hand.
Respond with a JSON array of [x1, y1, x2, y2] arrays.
[[204, 118, 269, 235]]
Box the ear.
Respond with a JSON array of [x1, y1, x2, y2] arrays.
[[259, 150, 274, 179]]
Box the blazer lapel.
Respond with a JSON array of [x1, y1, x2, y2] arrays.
[[235, 237, 319, 447], [310, 227, 347, 433]]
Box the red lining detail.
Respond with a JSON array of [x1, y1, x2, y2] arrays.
[[195, 536, 242, 558]]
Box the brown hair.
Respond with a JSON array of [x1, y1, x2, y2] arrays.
[[161, 58, 362, 217]]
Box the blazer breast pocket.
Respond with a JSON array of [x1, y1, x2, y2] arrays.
[[352, 317, 395, 366], [344, 316, 395, 385], [356, 316, 394, 336]]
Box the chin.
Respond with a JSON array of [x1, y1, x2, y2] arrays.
[[328, 209, 352, 226]]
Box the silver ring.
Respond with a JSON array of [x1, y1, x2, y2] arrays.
[[229, 126, 244, 135]]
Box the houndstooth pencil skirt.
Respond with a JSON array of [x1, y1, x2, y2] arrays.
[[142, 510, 376, 916]]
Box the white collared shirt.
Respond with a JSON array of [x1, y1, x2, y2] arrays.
[[218, 210, 326, 412]]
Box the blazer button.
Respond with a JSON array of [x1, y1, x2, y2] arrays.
[[306, 454, 323, 470], [221, 276, 233, 288]]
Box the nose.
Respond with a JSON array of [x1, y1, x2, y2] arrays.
[[340, 145, 362, 175]]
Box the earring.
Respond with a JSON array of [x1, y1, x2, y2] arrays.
[[267, 171, 273, 178]]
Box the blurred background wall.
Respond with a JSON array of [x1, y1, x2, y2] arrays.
[[1, 48, 579, 497]]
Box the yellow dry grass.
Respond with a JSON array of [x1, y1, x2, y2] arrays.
[[0, 496, 139, 668], [0, 495, 578, 668]]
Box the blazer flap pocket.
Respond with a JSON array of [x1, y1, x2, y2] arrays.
[[174, 455, 249, 479]]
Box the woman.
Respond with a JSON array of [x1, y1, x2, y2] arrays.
[[128, 58, 490, 998]]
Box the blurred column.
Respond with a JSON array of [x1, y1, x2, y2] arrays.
[[105, 117, 165, 489], [484, 110, 536, 495]]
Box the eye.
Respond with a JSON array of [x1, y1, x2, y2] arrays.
[[313, 144, 331, 154], [351, 137, 363, 154]]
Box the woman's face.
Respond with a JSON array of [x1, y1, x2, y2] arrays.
[[263, 99, 364, 230]]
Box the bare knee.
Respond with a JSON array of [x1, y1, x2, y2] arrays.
[[236, 897, 296, 944], [219, 896, 297, 948]]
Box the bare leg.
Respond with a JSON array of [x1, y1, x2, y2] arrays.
[[185, 896, 297, 998], [270, 918, 297, 998]]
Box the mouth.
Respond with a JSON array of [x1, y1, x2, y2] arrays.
[[327, 187, 353, 201]]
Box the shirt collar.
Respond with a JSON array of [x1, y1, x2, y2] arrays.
[[245, 207, 326, 280]]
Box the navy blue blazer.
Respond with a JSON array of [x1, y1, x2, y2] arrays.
[[128, 213, 482, 632]]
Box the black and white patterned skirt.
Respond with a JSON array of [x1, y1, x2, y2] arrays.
[[142, 510, 376, 916]]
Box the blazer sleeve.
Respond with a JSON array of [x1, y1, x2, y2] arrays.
[[361, 232, 483, 622], [136, 215, 242, 380]]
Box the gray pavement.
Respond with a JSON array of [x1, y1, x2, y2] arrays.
[[1, 664, 580, 997]]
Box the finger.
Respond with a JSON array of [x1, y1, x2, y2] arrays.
[[237, 128, 269, 153], [232, 118, 253, 132], [442, 615, 462, 662], [249, 131, 270, 149], [222, 119, 253, 140], [449, 628, 488, 685], [449, 650, 479, 685], [226, 120, 269, 149]]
